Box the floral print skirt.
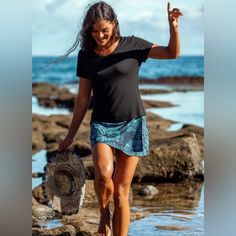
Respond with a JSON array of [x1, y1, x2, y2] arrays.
[[90, 115, 149, 157]]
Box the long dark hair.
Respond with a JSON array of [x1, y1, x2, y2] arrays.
[[43, 1, 120, 69]]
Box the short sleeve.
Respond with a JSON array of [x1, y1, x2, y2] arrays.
[[131, 35, 153, 64], [76, 50, 90, 79]]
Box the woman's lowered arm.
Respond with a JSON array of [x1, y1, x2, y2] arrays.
[[58, 78, 92, 151], [66, 78, 92, 139]]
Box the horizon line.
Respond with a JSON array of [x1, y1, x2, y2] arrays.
[[32, 54, 204, 57]]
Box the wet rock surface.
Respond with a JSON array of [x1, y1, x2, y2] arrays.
[[32, 179, 150, 235], [33, 83, 76, 111], [135, 132, 203, 182], [155, 225, 189, 231], [32, 82, 204, 181], [32, 82, 204, 235], [138, 185, 159, 197], [32, 179, 203, 235], [142, 99, 175, 108]]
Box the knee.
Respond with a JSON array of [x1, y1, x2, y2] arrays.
[[113, 185, 130, 207], [95, 173, 113, 189]]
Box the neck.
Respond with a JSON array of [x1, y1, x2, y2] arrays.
[[96, 42, 112, 51]]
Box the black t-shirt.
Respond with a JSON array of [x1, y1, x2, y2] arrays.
[[76, 35, 153, 123]]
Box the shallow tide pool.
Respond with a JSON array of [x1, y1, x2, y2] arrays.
[[128, 181, 204, 235], [32, 150, 204, 235], [141, 90, 204, 129]]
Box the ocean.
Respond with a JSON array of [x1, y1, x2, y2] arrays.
[[32, 56, 204, 85]]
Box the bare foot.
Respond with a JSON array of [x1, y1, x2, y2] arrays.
[[97, 207, 112, 236], [105, 225, 112, 236], [97, 225, 111, 236]]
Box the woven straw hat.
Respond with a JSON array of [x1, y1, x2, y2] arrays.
[[43, 151, 86, 215]]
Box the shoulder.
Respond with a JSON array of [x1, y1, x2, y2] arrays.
[[122, 35, 153, 49], [78, 49, 86, 56], [124, 35, 148, 42], [121, 35, 140, 43], [78, 49, 90, 60]]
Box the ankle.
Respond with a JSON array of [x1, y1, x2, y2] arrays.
[[100, 205, 110, 215]]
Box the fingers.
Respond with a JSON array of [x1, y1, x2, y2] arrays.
[[167, 2, 183, 17], [58, 137, 73, 151], [169, 11, 183, 19], [167, 2, 171, 14], [58, 142, 68, 151], [168, 10, 183, 22], [172, 8, 183, 16], [58, 145, 65, 152]]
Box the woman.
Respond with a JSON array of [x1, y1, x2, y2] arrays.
[[58, 1, 182, 236]]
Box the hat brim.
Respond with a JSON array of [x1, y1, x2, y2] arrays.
[[43, 151, 86, 215]]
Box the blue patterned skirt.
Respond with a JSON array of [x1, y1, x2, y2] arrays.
[[90, 115, 149, 157]]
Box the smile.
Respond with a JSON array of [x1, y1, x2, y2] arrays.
[[97, 39, 106, 42]]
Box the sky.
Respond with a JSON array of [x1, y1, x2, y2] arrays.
[[32, 0, 204, 56]]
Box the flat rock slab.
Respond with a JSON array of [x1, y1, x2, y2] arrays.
[[135, 132, 203, 182], [155, 225, 189, 231]]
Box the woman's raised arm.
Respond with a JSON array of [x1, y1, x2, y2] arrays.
[[148, 1, 183, 59]]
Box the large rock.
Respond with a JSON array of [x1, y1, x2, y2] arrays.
[[32, 82, 94, 111], [180, 124, 204, 160], [146, 112, 204, 160], [32, 112, 92, 154], [32, 82, 75, 111], [134, 132, 203, 182]]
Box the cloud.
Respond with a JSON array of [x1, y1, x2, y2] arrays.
[[32, 0, 204, 55], [45, 0, 67, 12]]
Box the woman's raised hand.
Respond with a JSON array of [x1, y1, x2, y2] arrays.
[[167, 1, 183, 29]]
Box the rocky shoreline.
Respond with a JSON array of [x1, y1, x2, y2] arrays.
[[139, 76, 204, 86], [32, 79, 204, 235]]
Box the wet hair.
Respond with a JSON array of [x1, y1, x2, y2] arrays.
[[44, 1, 120, 68], [80, 1, 120, 52]]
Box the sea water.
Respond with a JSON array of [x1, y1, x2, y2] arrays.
[[32, 56, 203, 85]]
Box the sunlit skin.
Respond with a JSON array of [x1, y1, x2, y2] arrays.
[[58, 2, 183, 236], [149, 2, 183, 59]]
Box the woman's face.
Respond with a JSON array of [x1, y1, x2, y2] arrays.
[[91, 20, 115, 48]]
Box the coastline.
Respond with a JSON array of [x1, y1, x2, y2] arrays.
[[32, 79, 204, 235]]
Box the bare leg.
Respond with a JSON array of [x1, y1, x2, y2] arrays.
[[112, 149, 139, 236], [92, 143, 115, 236]]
